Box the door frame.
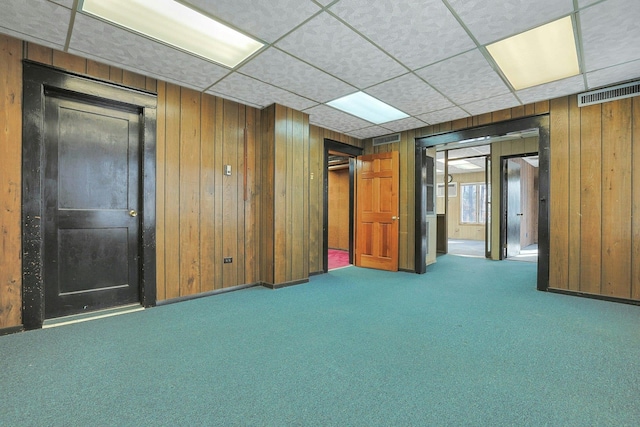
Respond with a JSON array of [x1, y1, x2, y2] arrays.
[[323, 139, 363, 273], [21, 61, 158, 330], [500, 153, 537, 260], [414, 114, 550, 292]]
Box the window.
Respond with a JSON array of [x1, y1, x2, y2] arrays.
[[460, 183, 486, 224]]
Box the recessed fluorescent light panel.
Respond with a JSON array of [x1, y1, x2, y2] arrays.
[[327, 92, 409, 124], [486, 16, 579, 90], [80, 0, 264, 68]]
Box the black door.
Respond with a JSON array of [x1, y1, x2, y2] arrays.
[[43, 93, 141, 319]]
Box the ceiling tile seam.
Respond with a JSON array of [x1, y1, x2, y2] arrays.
[[63, 0, 79, 51], [572, 0, 589, 90]]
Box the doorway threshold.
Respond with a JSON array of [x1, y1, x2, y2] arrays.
[[42, 303, 144, 329]]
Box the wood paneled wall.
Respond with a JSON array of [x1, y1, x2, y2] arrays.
[[0, 35, 22, 329], [309, 126, 362, 274], [328, 168, 350, 250], [549, 96, 640, 300], [446, 171, 486, 241], [156, 84, 263, 300], [261, 104, 310, 286]]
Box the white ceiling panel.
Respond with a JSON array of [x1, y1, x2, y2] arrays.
[[365, 73, 453, 116], [461, 93, 521, 116], [347, 126, 394, 139], [276, 13, 406, 88], [516, 75, 585, 104], [380, 117, 428, 133], [207, 73, 318, 111], [586, 60, 640, 89], [47, 0, 74, 8], [580, 0, 640, 72], [185, 0, 321, 43], [447, 0, 574, 44], [415, 50, 511, 104], [305, 104, 372, 132], [416, 107, 470, 125], [578, 0, 602, 7], [314, 0, 335, 6], [239, 48, 355, 103], [69, 14, 230, 90], [0, 0, 70, 49], [330, 0, 476, 70]]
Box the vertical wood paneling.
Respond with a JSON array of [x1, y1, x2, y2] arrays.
[[244, 107, 257, 284], [579, 104, 602, 295], [273, 105, 288, 284], [26, 43, 52, 64], [0, 35, 23, 328], [164, 83, 181, 299], [236, 106, 246, 286], [222, 100, 239, 288], [109, 67, 123, 84], [549, 97, 570, 289], [285, 109, 294, 281], [213, 97, 224, 290], [261, 105, 275, 284], [86, 60, 110, 80], [601, 100, 632, 298], [567, 95, 581, 291], [122, 70, 146, 91], [309, 126, 322, 273], [291, 110, 305, 280], [633, 97, 640, 300], [52, 50, 86, 73], [199, 93, 216, 293], [155, 81, 167, 301]]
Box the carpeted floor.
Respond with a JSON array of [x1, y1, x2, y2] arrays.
[[328, 248, 350, 270], [1, 255, 639, 426]]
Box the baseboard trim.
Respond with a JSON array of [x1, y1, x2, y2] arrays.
[[0, 325, 24, 336], [399, 268, 415, 273], [262, 278, 309, 290], [547, 288, 640, 306], [309, 270, 324, 277], [156, 282, 260, 306]]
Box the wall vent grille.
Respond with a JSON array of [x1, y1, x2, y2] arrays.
[[578, 80, 640, 107], [372, 133, 401, 146]]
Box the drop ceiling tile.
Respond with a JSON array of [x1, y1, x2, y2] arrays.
[[304, 104, 372, 132], [415, 50, 511, 104], [47, 0, 74, 7], [416, 107, 470, 125], [184, 0, 320, 43], [347, 126, 391, 139], [239, 48, 355, 103], [516, 75, 585, 104], [314, 0, 335, 6], [581, 0, 640, 72], [461, 93, 521, 116], [276, 13, 406, 88], [380, 117, 428, 133], [365, 73, 453, 116], [69, 14, 230, 90], [207, 73, 318, 111], [586, 60, 640, 89], [0, 0, 70, 49], [448, 0, 574, 44], [330, 0, 475, 70], [578, 0, 601, 7]]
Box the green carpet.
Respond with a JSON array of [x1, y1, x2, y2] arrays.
[[1, 255, 639, 426]]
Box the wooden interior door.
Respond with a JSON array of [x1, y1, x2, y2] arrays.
[[43, 93, 141, 319], [355, 151, 399, 271]]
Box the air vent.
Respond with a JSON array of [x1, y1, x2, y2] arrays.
[[578, 80, 640, 107], [372, 133, 401, 146]]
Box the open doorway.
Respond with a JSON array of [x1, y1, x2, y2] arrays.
[[502, 155, 539, 262], [323, 140, 363, 272], [437, 145, 490, 258]]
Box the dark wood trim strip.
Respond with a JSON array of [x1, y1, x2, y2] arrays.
[[547, 288, 640, 306], [262, 278, 309, 290], [156, 283, 260, 306], [0, 326, 24, 336]]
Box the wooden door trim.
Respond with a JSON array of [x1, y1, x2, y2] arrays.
[[21, 61, 157, 330], [322, 139, 363, 273], [415, 115, 550, 293]]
